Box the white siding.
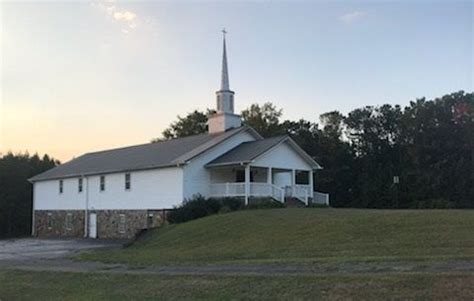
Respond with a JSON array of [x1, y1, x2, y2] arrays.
[[34, 167, 183, 210], [251, 142, 313, 171], [183, 131, 256, 199]]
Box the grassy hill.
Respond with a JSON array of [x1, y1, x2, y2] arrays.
[[79, 208, 474, 266]]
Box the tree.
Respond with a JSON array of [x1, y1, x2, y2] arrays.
[[398, 91, 473, 208], [320, 111, 345, 140], [0, 152, 59, 238], [241, 102, 284, 137], [153, 109, 214, 141]]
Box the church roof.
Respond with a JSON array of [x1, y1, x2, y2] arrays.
[[29, 126, 259, 182], [205, 135, 322, 169]]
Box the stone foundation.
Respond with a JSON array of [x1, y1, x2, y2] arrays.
[[34, 209, 170, 239], [34, 210, 85, 238]]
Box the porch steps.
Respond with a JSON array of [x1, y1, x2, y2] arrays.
[[284, 197, 306, 208]]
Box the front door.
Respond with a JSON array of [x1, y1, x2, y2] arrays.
[[88, 213, 97, 238]]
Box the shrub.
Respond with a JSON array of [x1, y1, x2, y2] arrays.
[[415, 199, 456, 209], [167, 195, 222, 224], [221, 197, 245, 211], [168, 196, 283, 224]]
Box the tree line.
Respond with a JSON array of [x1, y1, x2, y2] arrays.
[[0, 153, 59, 238], [156, 91, 473, 209]]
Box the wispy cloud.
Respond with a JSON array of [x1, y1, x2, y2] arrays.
[[339, 11, 368, 23], [94, 0, 139, 34]]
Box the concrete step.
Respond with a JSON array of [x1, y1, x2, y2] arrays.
[[284, 197, 306, 208]]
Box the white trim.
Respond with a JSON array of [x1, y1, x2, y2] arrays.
[[244, 165, 250, 205], [84, 176, 89, 238], [31, 184, 35, 236]]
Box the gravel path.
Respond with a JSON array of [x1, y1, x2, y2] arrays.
[[1, 238, 473, 276]]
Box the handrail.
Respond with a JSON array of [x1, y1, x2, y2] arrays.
[[209, 182, 284, 203], [292, 185, 310, 205], [313, 191, 329, 206]]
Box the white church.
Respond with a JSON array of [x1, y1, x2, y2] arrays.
[[29, 33, 327, 239]]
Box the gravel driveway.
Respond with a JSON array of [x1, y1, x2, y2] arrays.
[[0, 238, 124, 261], [1, 238, 473, 276]]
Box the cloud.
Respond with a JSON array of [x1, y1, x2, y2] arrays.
[[95, 0, 139, 34], [113, 11, 136, 22], [339, 11, 368, 23]]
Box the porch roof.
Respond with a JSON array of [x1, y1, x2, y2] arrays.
[[205, 135, 322, 170], [205, 136, 286, 167]]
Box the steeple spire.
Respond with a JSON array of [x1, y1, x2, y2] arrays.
[[221, 29, 230, 90], [215, 28, 235, 114], [208, 29, 241, 134]]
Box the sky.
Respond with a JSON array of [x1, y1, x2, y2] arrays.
[[1, 0, 473, 162]]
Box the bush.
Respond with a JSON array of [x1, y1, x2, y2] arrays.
[[246, 198, 285, 209], [168, 196, 283, 224], [221, 197, 245, 211], [415, 199, 456, 209], [167, 195, 222, 224]]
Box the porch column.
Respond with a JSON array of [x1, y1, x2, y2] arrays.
[[309, 170, 314, 194], [244, 165, 250, 205], [267, 167, 272, 184], [291, 169, 296, 197]]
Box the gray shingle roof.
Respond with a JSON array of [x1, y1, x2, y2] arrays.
[[30, 127, 254, 182], [205, 136, 287, 167]]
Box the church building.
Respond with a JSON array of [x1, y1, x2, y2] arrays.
[[29, 33, 327, 239]]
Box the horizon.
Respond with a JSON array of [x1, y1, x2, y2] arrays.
[[1, 0, 473, 162]]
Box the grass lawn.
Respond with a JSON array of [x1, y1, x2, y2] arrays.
[[1, 270, 473, 300], [78, 208, 474, 266]]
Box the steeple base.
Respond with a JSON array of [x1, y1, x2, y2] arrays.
[[208, 112, 242, 134]]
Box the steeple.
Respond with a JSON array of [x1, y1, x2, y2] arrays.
[[220, 30, 229, 90], [215, 29, 235, 114], [208, 29, 242, 134]]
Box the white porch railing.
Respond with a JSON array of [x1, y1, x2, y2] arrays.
[[293, 184, 311, 205], [313, 191, 330, 206], [209, 183, 245, 197], [210, 183, 284, 203]]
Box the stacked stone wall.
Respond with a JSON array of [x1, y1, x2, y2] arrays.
[[35, 210, 85, 237], [34, 209, 171, 239]]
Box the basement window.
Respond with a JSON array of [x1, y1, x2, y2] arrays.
[[78, 178, 83, 193], [47, 213, 53, 230], [59, 180, 63, 194], [147, 213, 154, 228], [125, 173, 131, 190], [65, 213, 73, 231], [100, 176, 105, 191], [118, 214, 126, 234]]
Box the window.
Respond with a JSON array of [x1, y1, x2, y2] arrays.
[[217, 95, 222, 111], [229, 95, 234, 111], [118, 214, 126, 233], [147, 213, 154, 228], [78, 178, 83, 193], [65, 213, 73, 231], [59, 180, 63, 194], [100, 176, 105, 191], [125, 173, 131, 190], [47, 213, 53, 229]]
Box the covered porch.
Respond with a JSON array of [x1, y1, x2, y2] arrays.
[[208, 165, 313, 205]]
